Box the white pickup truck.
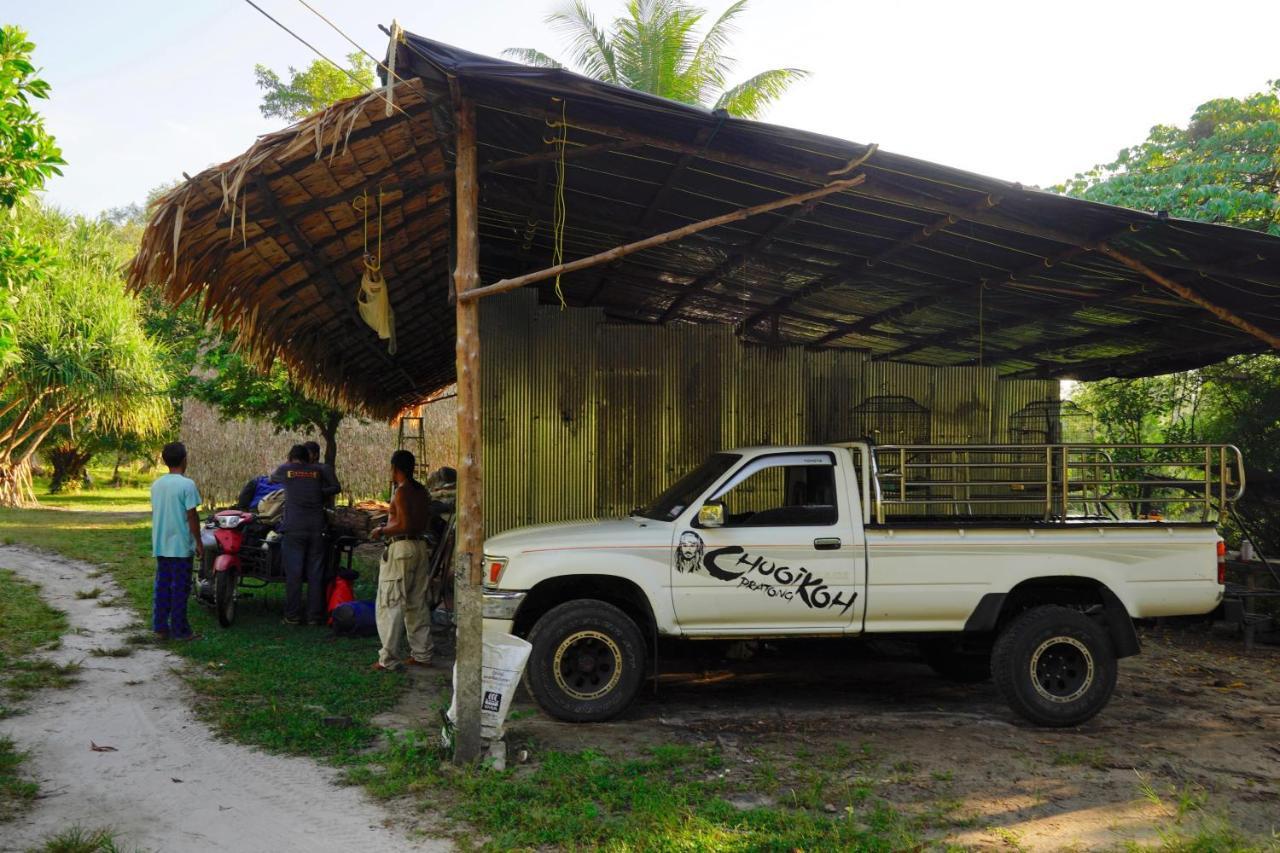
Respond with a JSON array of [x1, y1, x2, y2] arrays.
[[481, 442, 1240, 727]]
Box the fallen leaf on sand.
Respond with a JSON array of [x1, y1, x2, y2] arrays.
[[90, 742, 117, 752]]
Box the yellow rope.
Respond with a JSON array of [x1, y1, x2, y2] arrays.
[[354, 189, 383, 272], [551, 99, 568, 309], [356, 190, 369, 263]]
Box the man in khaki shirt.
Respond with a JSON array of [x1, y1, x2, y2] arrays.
[[370, 450, 435, 671]]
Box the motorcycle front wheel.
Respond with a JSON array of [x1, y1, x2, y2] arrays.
[[214, 570, 237, 627]]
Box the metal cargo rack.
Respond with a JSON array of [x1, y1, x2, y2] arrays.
[[859, 443, 1245, 525]]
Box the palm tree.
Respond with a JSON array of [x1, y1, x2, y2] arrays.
[[0, 204, 171, 507], [505, 0, 808, 119]]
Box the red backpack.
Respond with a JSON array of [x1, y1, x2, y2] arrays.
[[325, 575, 356, 625]]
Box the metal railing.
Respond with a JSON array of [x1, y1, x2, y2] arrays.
[[868, 443, 1245, 525]]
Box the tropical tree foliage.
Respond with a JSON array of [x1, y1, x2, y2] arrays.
[[0, 205, 170, 506], [1057, 79, 1280, 235], [190, 344, 345, 467], [1, 26, 64, 368], [254, 53, 375, 122], [0, 26, 62, 207], [506, 0, 808, 118], [1061, 80, 1280, 547]]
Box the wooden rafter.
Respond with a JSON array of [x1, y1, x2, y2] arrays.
[[478, 96, 1280, 295], [275, 196, 452, 301], [657, 194, 827, 323], [583, 126, 717, 307], [811, 242, 1100, 350], [1096, 244, 1280, 350], [458, 175, 867, 303], [251, 173, 416, 387], [737, 194, 1001, 335], [1003, 337, 1266, 379]]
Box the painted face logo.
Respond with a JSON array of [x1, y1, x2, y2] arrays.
[[675, 530, 704, 574], [677, 530, 858, 615]]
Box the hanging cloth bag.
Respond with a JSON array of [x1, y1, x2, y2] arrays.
[[357, 265, 396, 354], [354, 190, 396, 354]]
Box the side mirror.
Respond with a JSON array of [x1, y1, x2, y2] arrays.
[[697, 502, 725, 528]]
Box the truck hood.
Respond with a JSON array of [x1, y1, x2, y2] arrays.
[[484, 517, 670, 556]]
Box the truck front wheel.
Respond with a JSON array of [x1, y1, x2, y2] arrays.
[[526, 599, 646, 722], [992, 605, 1117, 727]]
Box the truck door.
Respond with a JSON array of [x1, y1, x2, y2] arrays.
[[670, 451, 865, 634]]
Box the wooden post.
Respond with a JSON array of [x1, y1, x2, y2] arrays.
[[452, 94, 485, 765]]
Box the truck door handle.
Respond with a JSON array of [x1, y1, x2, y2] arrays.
[[813, 537, 842, 550]]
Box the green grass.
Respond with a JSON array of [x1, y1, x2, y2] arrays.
[[0, 503, 403, 761], [26, 825, 135, 853], [0, 736, 39, 822], [0, 495, 935, 849], [32, 463, 154, 513], [0, 567, 77, 711], [347, 736, 924, 851], [0, 568, 77, 820], [1051, 747, 1110, 771]]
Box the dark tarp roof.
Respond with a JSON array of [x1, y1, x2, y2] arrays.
[[129, 32, 1280, 417]]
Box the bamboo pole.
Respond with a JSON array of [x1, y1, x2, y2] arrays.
[[457, 175, 866, 304], [452, 95, 485, 765], [1095, 244, 1280, 350]]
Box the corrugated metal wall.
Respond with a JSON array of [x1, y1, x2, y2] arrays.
[[481, 291, 1057, 533]]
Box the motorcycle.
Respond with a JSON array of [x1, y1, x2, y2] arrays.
[[197, 508, 358, 628], [200, 509, 257, 627]]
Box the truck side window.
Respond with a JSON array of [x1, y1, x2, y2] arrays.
[[710, 457, 838, 527]]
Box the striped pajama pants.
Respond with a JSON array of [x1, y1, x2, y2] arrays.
[[153, 556, 194, 638]]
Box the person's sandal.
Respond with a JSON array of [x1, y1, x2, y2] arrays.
[[371, 662, 398, 672], [404, 657, 433, 667]]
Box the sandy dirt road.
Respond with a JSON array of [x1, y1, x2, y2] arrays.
[[0, 545, 447, 853]]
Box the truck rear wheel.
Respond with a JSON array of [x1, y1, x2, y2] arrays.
[[992, 605, 1116, 727], [526, 599, 646, 722]]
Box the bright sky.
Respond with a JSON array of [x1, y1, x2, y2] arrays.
[[11, 0, 1280, 216]]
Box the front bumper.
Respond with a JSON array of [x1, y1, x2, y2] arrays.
[[482, 589, 527, 621]]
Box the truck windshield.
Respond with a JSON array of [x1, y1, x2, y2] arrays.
[[635, 453, 741, 521]]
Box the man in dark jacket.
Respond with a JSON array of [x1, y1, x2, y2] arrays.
[[271, 444, 342, 625], [304, 440, 338, 508]]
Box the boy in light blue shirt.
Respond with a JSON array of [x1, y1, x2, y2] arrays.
[[150, 442, 204, 640]]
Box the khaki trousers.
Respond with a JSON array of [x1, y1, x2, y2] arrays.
[[376, 539, 432, 668]]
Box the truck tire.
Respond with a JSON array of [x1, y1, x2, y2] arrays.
[[924, 644, 991, 683], [992, 605, 1116, 727], [525, 599, 646, 722]]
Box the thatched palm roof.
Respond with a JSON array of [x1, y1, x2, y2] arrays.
[[129, 34, 1280, 417]]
